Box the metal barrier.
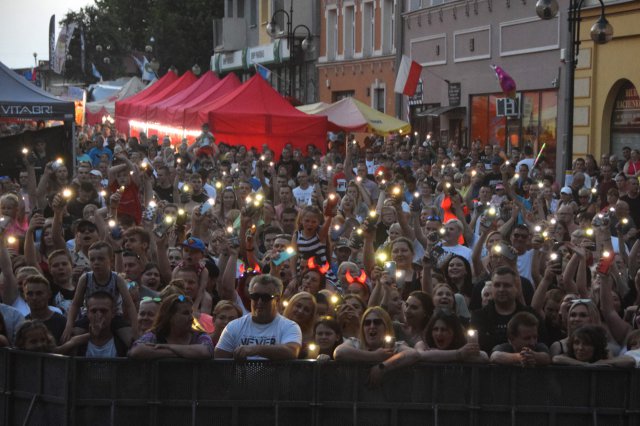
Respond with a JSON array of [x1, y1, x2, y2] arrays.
[[1, 348, 639, 426]]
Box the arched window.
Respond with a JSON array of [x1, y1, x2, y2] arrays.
[[610, 81, 640, 156]]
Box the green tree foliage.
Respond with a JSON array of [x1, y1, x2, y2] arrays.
[[62, 0, 223, 82]]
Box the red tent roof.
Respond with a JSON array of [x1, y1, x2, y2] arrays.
[[146, 71, 220, 123], [115, 71, 177, 132], [126, 70, 198, 122], [181, 73, 242, 129], [204, 75, 328, 153]]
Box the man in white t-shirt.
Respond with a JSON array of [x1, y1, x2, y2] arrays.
[[441, 219, 473, 266], [511, 224, 535, 284], [214, 275, 302, 360], [292, 170, 315, 206]]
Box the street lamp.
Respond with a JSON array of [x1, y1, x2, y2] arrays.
[[267, 4, 312, 99], [535, 0, 613, 171]]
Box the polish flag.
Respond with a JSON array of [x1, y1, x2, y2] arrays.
[[394, 55, 421, 96]]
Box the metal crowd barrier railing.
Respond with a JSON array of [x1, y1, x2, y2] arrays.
[[1, 348, 639, 426]]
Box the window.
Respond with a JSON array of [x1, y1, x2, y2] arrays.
[[382, 0, 395, 54], [238, 0, 245, 18], [344, 6, 355, 58], [249, 0, 258, 27], [227, 0, 234, 18], [327, 9, 338, 60], [260, 0, 268, 24], [332, 91, 355, 102], [363, 1, 375, 56], [374, 88, 385, 113], [250, 0, 257, 26], [470, 90, 557, 165], [611, 81, 640, 155]]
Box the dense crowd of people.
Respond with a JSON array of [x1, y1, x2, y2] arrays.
[[1, 121, 639, 385]]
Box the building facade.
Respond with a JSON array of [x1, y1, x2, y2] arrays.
[[317, 0, 402, 115], [573, 0, 640, 163], [211, 0, 320, 104], [403, 0, 565, 175]]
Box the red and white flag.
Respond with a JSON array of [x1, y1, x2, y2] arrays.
[[394, 55, 421, 96]]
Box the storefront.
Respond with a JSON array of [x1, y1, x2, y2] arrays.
[[610, 80, 640, 155], [573, 1, 640, 162], [470, 89, 558, 166]]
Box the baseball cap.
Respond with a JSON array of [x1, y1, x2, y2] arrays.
[[74, 219, 98, 232], [496, 183, 505, 190], [181, 237, 206, 252], [90, 170, 102, 178], [560, 186, 573, 195], [491, 156, 502, 165]]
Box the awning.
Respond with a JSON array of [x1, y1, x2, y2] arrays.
[[417, 106, 466, 117]]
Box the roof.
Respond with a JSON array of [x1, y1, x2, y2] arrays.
[[298, 97, 411, 135], [416, 106, 466, 117], [0, 60, 75, 121]]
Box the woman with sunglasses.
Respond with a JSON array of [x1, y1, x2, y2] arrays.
[[129, 294, 213, 359], [334, 307, 418, 386], [550, 299, 608, 356]]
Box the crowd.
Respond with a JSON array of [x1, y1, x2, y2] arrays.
[[1, 121, 640, 385]]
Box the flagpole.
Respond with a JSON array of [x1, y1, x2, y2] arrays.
[[254, 64, 288, 86]]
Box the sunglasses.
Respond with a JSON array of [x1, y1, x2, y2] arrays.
[[512, 233, 529, 239], [426, 215, 441, 222], [141, 296, 162, 303], [363, 318, 384, 327], [249, 293, 276, 302]]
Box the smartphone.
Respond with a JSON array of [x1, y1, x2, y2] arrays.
[[273, 248, 297, 266], [110, 224, 123, 240], [494, 242, 517, 261], [0, 215, 11, 233], [384, 261, 397, 278], [153, 216, 174, 238], [200, 199, 215, 215], [597, 251, 614, 274]]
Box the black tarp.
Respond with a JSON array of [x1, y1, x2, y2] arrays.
[[0, 60, 75, 121]]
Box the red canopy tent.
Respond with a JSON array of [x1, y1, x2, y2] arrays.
[[203, 75, 328, 153], [115, 71, 178, 134], [126, 70, 197, 123], [146, 71, 220, 123], [181, 73, 242, 130]]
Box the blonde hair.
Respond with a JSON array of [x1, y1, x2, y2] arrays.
[[283, 291, 317, 336]]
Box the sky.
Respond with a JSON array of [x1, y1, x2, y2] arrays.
[[0, 0, 95, 69]]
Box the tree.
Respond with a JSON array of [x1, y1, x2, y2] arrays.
[[62, 0, 223, 83]]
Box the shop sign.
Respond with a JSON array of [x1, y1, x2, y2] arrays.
[[246, 44, 277, 67], [496, 93, 521, 117], [448, 82, 461, 107], [612, 85, 640, 129], [214, 50, 245, 73], [408, 79, 424, 106]]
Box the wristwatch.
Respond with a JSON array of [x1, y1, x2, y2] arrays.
[[378, 363, 386, 370]]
